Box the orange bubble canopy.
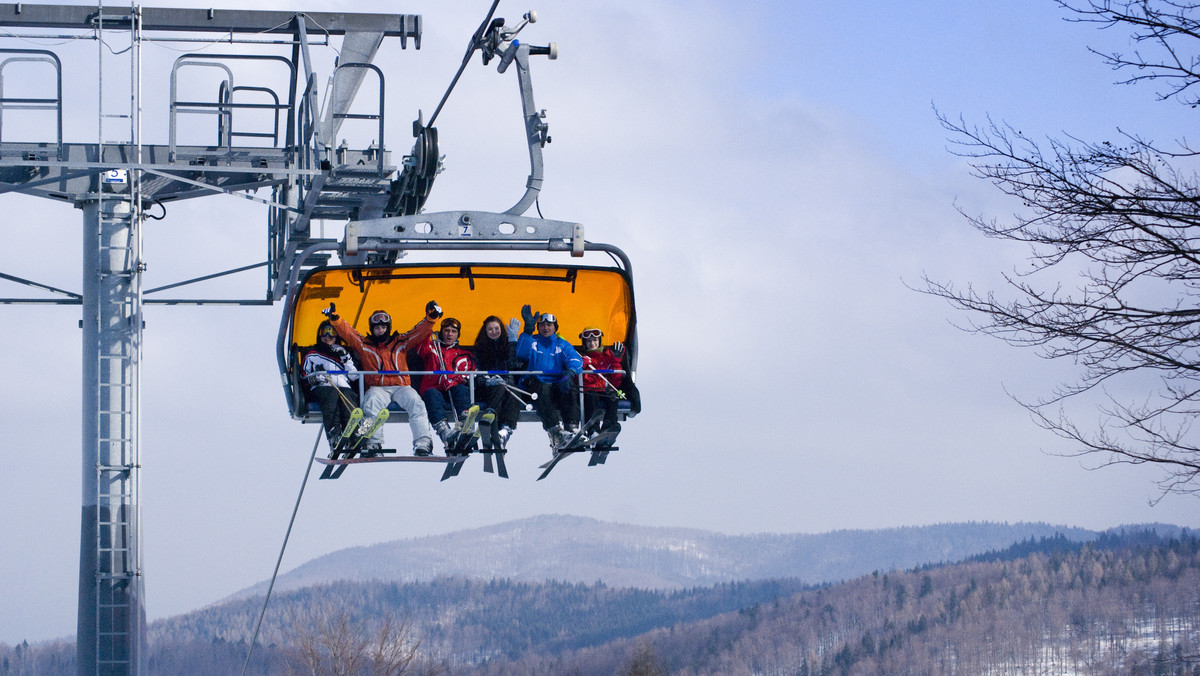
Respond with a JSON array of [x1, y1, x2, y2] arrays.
[[291, 263, 635, 347]]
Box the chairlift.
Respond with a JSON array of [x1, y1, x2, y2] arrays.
[[270, 5, 640, 475], [277, 251, 639, 426]]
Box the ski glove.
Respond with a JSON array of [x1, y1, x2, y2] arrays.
[[323, 302, 339, 322], [507, 318, 521, 341], [611, 341, 625, 359], [520, 304, 540, 334], [556, 370, 580, 393], [425, 300, 443, 321]]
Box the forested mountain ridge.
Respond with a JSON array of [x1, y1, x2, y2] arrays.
[[6, 526, 1196, 675], [466, 531, 1200, 675], [228, 515, 1110, 601]]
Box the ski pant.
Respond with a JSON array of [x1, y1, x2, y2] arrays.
[[311, 385, 359, 440], [362, 385, 433, 451], [582, 390, 620, 432], [478, 381, 521, 429], [422, 384, 471, 426], [524, 377, 577, 430]]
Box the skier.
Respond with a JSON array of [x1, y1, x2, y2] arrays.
[[327, 300, 442, 456], [514, 305, 582, 448], [414, 316, 477, 450], [471, 315, 523, 451], [300, 320, 361, 449], [578, 326, 625, 449]]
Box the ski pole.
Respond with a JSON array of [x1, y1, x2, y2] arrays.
[[500, 381, 535, 410], [586, 367, 625, 399], [500, 380, 537, 399]]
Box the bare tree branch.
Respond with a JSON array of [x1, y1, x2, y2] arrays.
[[928, 1, 1200, 498]]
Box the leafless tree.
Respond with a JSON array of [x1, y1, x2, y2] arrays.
[[283, 600, 428, 676], [926, 0, 1200, 499], [623, 642, 666, 676]]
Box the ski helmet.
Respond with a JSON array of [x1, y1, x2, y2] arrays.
[[440, 317, 461, 333], [368, 310, 392, 334], [579, 326, 603, 340]]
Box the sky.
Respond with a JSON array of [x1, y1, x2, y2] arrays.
[[4, 0, 1200, 646]]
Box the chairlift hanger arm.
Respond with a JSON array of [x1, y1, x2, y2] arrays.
[[482, 10, 559, 216], [419, 5, 558, 217], [498, 36, 557, 216]]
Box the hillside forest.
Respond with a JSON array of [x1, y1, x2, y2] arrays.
[[3, 530, 1199, 675]]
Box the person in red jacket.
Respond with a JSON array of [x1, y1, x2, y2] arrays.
[[578, 326, 625, 448], [327, 300, 442, 455], [414, 316, 477, 449]]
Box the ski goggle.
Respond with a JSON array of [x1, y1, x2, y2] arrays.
[[318, 326, 337, 338], [580, 329, 603, 339], [369, 311, 391, 325], [538, 313, 557, 324]]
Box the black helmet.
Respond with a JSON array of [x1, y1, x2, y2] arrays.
[[317, 320, 337, 341], [368, 310, 392, 334]]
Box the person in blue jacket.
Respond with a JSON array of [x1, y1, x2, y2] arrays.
[[514, 305, 582, 448]]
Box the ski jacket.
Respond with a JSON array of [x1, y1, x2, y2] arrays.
[[516, 332, 583, 384], [331, 315, 434, 388], [473, 336, 523, 373], [300, 342, 359, 390], [414, 336, 477, 394], [581, 348, 624, 392]]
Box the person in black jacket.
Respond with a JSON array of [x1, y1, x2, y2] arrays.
[[471, 315, 524, 450]]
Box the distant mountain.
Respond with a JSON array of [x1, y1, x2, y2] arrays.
[[227, 515, 1109, 602], [129, 525, 1197, 676]]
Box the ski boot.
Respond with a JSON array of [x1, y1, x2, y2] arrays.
[[495, 425, 513, 451], [434, 420, 459, 450], [414, 437, 433, 457], [597, 422, 621, 451]]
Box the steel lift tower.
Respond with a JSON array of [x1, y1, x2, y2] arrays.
[[0, 4, 427, 673]]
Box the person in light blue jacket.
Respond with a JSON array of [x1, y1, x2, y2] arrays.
[[514, 305, 582, 447]]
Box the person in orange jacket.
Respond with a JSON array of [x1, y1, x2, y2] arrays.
[[327, 300, 442, 455]]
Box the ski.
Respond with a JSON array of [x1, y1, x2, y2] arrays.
[[319, 407, 364, 479], [480, 449, 509, 478], [326, 409, 390, 479], [536, 413, 606, 481], [483, 450, 509, 478], [478, 409, 496, 473], [448, 405, 481, 454], [583, 427, 621, 465], [536, 449, 575, 480], [560, 411, 606, 451], [441, 405, 481, 481], [334, 408, 364, 450]]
